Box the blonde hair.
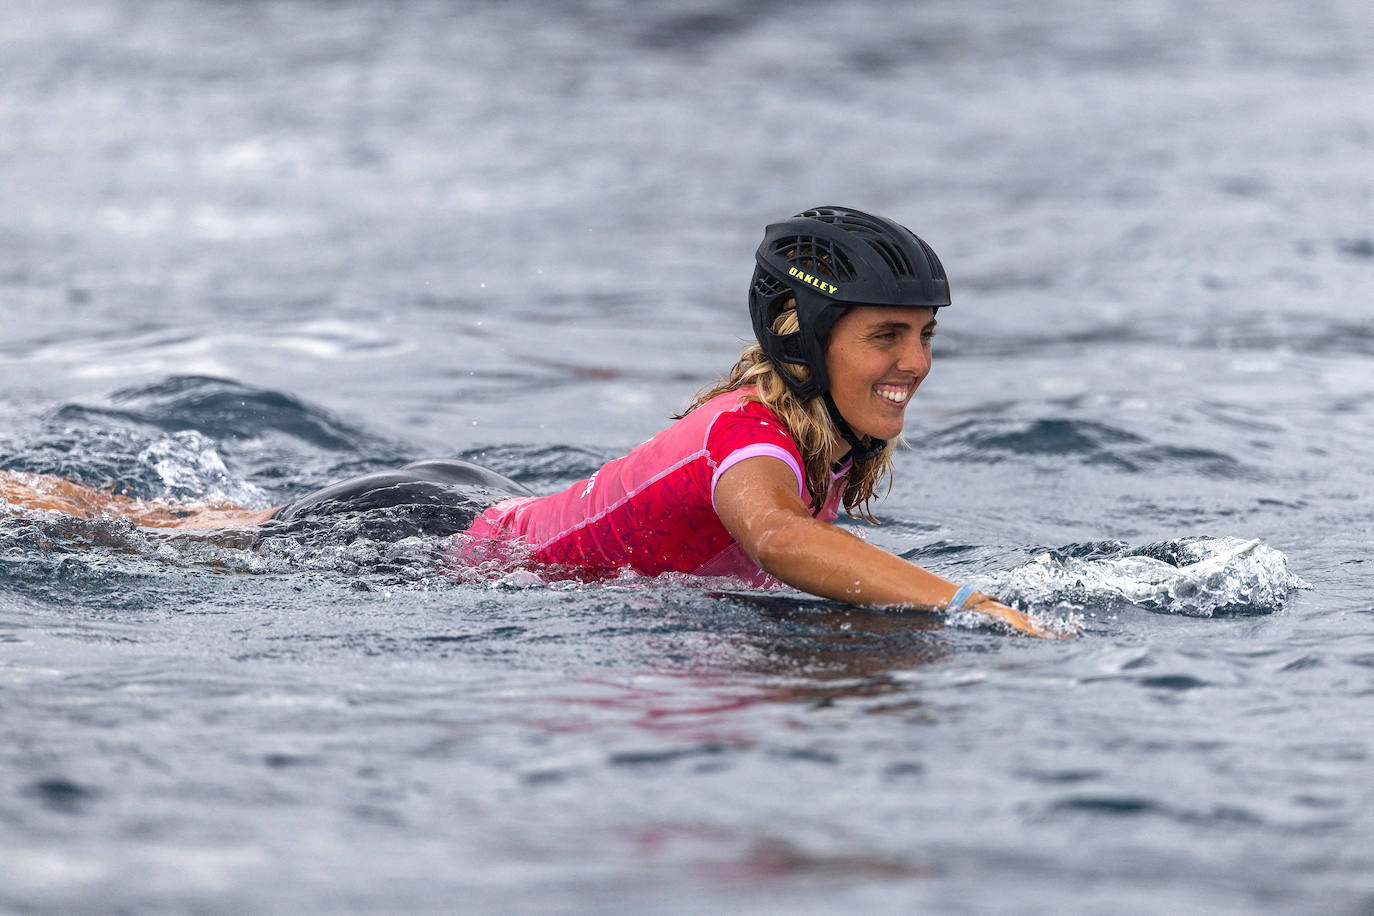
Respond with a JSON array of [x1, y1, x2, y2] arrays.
[[676, 305, 896, 522]]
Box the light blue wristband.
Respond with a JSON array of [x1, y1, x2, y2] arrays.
[[945, 584, 977, 612]]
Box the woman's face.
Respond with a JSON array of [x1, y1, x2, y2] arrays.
[[822, 305, 937, 445]]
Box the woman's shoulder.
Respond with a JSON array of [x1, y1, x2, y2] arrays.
[[664, 386, 798, 458], [694, 387, 798, 452]]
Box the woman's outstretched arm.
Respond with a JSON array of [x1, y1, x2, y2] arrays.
[[713, 456, 1058, 638]]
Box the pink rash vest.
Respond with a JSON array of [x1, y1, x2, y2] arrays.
[[460, 388, 848, 585]]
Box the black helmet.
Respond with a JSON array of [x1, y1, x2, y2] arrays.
[[749, 205, 951, 402], [748, 205, 951, 461]]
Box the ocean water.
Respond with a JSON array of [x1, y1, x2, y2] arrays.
[[1, 0, 1371, 913]]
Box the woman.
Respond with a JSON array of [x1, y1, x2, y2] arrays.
[[0, 206, 1053, 637]]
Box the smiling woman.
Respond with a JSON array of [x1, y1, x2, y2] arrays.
[[824, 306, 936, 450], [0, 206, 1054, 636], [356, 206, 1051, 635]]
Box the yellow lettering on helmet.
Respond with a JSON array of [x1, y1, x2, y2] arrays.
[[784, 266, 839, 296]]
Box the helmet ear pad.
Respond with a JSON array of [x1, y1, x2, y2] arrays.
[[749, 281, 849, 401]]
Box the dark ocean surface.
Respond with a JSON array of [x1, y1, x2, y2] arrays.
[[1, 1, 1370, 912]]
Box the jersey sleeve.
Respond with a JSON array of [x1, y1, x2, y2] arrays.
[[705, 399, 806, 509]]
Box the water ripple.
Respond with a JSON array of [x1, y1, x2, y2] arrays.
[[928, 417, 1250, 479]]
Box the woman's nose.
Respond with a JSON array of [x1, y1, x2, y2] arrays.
[[897, 337, 930, 376]]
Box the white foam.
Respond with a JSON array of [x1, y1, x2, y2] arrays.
[[992, 536, 1309, 617], [137, 431, 269, 508]]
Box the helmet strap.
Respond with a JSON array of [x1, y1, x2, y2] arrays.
[[821, 392, 886, 463]]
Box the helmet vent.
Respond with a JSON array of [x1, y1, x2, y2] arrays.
[[769, 235, 856, 282], [801, 207, 925, 280], [916, 238, 946, 280], [752, 269, 789, 300], [862, 236, 917, 279]]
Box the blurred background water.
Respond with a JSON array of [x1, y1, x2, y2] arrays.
[[0, 0, 1371, 912]]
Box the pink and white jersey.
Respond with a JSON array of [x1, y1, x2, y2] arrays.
[[461, 389, 847, 585]]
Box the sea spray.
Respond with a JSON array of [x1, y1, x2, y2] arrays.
[[991, 536, 1308, 617]]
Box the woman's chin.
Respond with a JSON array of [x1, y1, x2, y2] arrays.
[[856, 419, 905, 442]]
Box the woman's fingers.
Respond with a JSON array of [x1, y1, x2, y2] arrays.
[[971, 599, 1071, 639]]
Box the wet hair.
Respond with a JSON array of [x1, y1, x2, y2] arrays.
[[677, 301, 896, 522]]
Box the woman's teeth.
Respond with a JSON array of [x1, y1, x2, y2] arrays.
[[875, 385, 909, 404]]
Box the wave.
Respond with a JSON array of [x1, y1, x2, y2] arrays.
[[1, 376, 408, 503], [926, 416, 1251, 478], [987, 536, 1308, 617], [69, 375, 388, 451]]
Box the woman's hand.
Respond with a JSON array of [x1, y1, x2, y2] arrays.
[[964, 594, 1067, 639]]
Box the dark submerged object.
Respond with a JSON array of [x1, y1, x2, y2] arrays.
[[270, 458, 533, 540]]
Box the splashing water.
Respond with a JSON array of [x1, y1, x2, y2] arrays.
[[137, 430, 270, 507], [990, 536, 1309, 617]]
